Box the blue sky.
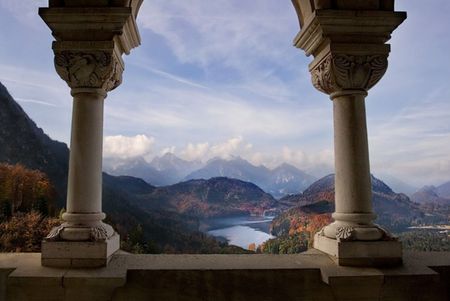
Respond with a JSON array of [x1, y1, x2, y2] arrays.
[[0, 0, 449, 187]]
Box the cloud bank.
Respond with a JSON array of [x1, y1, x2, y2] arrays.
[[103, 135, 155, 159]]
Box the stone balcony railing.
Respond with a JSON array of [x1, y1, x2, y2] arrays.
[[1, 250, 449, 301]]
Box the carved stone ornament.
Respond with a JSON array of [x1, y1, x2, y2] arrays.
[[45, 224, 65, 241], [45, 224, 110, 242], [90, 224, 109, 241], [376, 225, 398, 241], [336, 226, 355, 242], [311, 53, 388, 95], [54, 50, 123, 91]]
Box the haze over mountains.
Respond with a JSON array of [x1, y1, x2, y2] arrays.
[[105, 155, 317, 198], [104, 153, 202, 187], [1, 80, 449, 253], [2, 78, 448, 210], [0, 81, 272, 252], [411, 182, 450, 206]]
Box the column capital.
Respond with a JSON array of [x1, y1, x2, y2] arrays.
[[53, 41, 124, 93], [310, 51, 388, 95], [292, 4, 406, 96], [39, 1, 142, 94]]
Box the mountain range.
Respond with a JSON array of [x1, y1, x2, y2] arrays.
[[125, 177, 276, 219], [272, 174, 441, 234], [105, 155, 317, 198], [104, 153, 202, 187], [0, 82, 269, 253], [411, 182, 450, 206], [2, 80, 448, 253]]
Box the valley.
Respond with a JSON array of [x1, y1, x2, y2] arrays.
[[0, 81, 449, 255]]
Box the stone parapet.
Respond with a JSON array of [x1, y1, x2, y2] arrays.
[[0, 251, 449, 301]]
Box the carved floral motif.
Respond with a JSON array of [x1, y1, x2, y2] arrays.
[[45, 224, 111, 242], [90, 225, 109, 241], [54, 50, 123, 91], [311, 53, 388, 95], [311, 54, 334, 95], [336, 226, 355, 242]]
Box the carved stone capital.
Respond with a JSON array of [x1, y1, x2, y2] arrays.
[[54, 49, 123, 92], [310, 53, 388, 95]]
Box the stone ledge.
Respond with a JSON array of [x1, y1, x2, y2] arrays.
[[0, 251, 449, 301]]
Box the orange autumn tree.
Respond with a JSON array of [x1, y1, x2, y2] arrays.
[[248, 243, 256, 251], [0, 163, 56, 218], [288, 213, 332, 247], [0, 163, 60, 252]]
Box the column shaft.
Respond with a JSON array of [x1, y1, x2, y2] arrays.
[[66, 89, 105, 214], [333, 91, 372, 214]]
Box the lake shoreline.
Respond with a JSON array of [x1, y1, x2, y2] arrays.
[[202, 215, 276, 249]]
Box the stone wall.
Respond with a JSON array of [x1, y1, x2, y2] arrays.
[[1, 250, 449, 301]]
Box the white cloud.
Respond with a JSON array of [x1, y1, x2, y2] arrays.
[[180, 142, 210, 161], [15, 97, 59, 107], [179, 136, 251, 161], [175, 136, 334, 176], [210, 136, 245, 158], [129, 60, 210, 90], [160, 146, 176, 156], [105, 81, 331, 142], [137, 0, 299, 76], [281, 147, 334, 173], [103, 135, 155, 159]]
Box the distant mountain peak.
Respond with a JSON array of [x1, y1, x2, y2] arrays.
[[275, 162, 297, 169], [185, 156, 316, 198], [411, 184, 450, 205], [437, 181, 450, 198], [151, 152, 186, 168]]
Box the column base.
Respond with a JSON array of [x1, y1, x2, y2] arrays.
[[313, 232, 402, 267], [41, 232, 120, 268]]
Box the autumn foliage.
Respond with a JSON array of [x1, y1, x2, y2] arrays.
[[0, 164, 60, 252], [287, 213, 332, 246], [261, 208, 332, 254], [0, 163, 56, 218], [0, 211, 60, 252]]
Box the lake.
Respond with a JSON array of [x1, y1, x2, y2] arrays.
[[205, 216, 275, 249]]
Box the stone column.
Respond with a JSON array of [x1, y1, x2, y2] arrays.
[[39, 2, 142, 268], [41, 44, 124, 267], [291, 1, 406, 266], [62, 90, 108, 241]]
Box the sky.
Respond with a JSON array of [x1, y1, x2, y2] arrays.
[[0, 0, 449, 187]]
